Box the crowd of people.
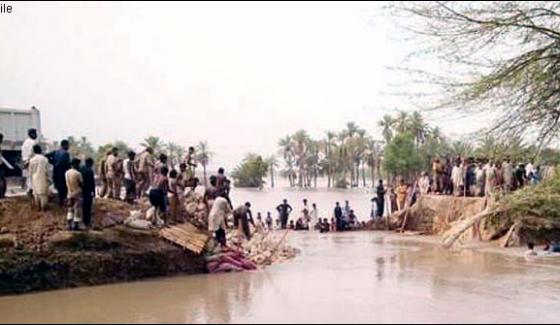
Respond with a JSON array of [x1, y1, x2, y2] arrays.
[[0, 128, 212, 231], [0, 131, 552, 248], [239, 198, 368, 237], [366, 157, 546, 217]]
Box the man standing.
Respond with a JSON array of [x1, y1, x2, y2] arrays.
[[123, 151, 137, 204], [451, 160, 464, 197], [106, 147, 122, 199], [136, 147, 154, 198], [485, 161, 497, 197], [370, 198, 378, 219], [81, 158, 96, 228], [432, 159, 444, 194], [302, 198, 310, 229], [98, 150, 111, 198], [334, 202, 343, 231], [204, 175, 220, 208], [47, 140, 71, 206], [265, 211, 273, 231], [466, 159, 477, 196], [310, 203, 319, 230], [276, 199, 293, 229], [21, 128, 39, 195], [0, 133, 6, 199], [183, 146, 197, 180], [28, 145, 49, 211], [342, 200, 352, 226], [208, 196, 232, 246], [66, 158, 84, 231], [216, 167, 227, 194], [515, 164, 527, 189], [376, 180, 386, 218], [502, 158, 514, 193], [418, 172, 430, 195], [475, 161, 486, 197]]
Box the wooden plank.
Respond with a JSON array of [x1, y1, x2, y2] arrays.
[[159, 223, 210, 254]]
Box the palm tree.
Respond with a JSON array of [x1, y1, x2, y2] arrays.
[[278, 135, 296, 187], [378, 114, 395, 143], [196, 141, 212, 186], [450, 139, 474, 158], [394, 110, 411, 133], [292, 130, 310, 187], [165, 142, 185, 167], [323, 131, 337, 188], [365, 140, 382, 187], [265, 155, 278, 188], [409, 111, 428, 145], [142, 136, 164, 153]]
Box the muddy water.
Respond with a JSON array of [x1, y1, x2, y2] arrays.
[[1, 231, 560, 324], [1, 188, 560, 323]]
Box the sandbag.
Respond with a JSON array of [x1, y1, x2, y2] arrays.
[[211, 262, 243, 273]]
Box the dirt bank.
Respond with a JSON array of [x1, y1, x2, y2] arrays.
[[0, 197, 205, 295], [390, 194, 560, 247]]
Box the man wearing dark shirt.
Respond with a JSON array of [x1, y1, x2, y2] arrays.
[[276, 199, 293, 229], [233, 202, 255, 240], [46, 140, 71, 206], [515, 164, 527, 189], [376, 180, 386, 218], [81, 158, 96, 228], [204, 175, 220, 206], [334, 202, 343, 231]]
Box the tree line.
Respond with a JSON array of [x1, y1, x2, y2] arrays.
[[273, 110, 560, 189]]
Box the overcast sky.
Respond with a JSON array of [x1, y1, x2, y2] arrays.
[[0, 1, 478, 170]]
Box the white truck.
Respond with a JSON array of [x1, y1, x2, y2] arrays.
[[0, 106, 42, 177]]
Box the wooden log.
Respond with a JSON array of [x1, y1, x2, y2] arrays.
[[500, 221, 520, 248], [442, 207, 498, 249]]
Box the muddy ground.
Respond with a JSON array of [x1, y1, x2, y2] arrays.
[[0, 196, 205, 295]]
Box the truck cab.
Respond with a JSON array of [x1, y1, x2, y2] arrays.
[[0, 106, 42, 177]]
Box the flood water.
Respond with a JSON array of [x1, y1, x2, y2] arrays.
[[1, 187, 560, 324]]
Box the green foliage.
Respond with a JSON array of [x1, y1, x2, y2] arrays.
[[491, 167, 560, 223], [232, 153, 269, 188], [141, 136, 164, 153], [383, 133, 423, 180], [66, 136, 96, 160]]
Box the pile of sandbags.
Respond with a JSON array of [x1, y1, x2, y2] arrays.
[[241, 231, 299, 266], [205, 245, 257, 273], [205, 229, 299, 273]]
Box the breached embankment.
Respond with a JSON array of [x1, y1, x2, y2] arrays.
[[0, 193, 298, 295], [391, 192, 560, 248], [0, 196, 205, 295]]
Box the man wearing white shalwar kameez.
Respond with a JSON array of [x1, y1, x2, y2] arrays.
[[28, 145, 49, 210], [451, 162, 464, 197], [309, 203, 319, 230], [21, 129, 39, 194]]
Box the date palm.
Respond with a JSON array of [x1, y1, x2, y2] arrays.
[[196, 141, 212, 186]]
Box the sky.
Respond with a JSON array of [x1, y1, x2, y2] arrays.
[[0, 1, 480, 170]]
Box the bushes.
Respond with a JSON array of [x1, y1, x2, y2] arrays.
[[232, 154, 268, 188]]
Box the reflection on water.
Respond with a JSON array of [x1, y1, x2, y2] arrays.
[[1, 231, 560, 324]]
